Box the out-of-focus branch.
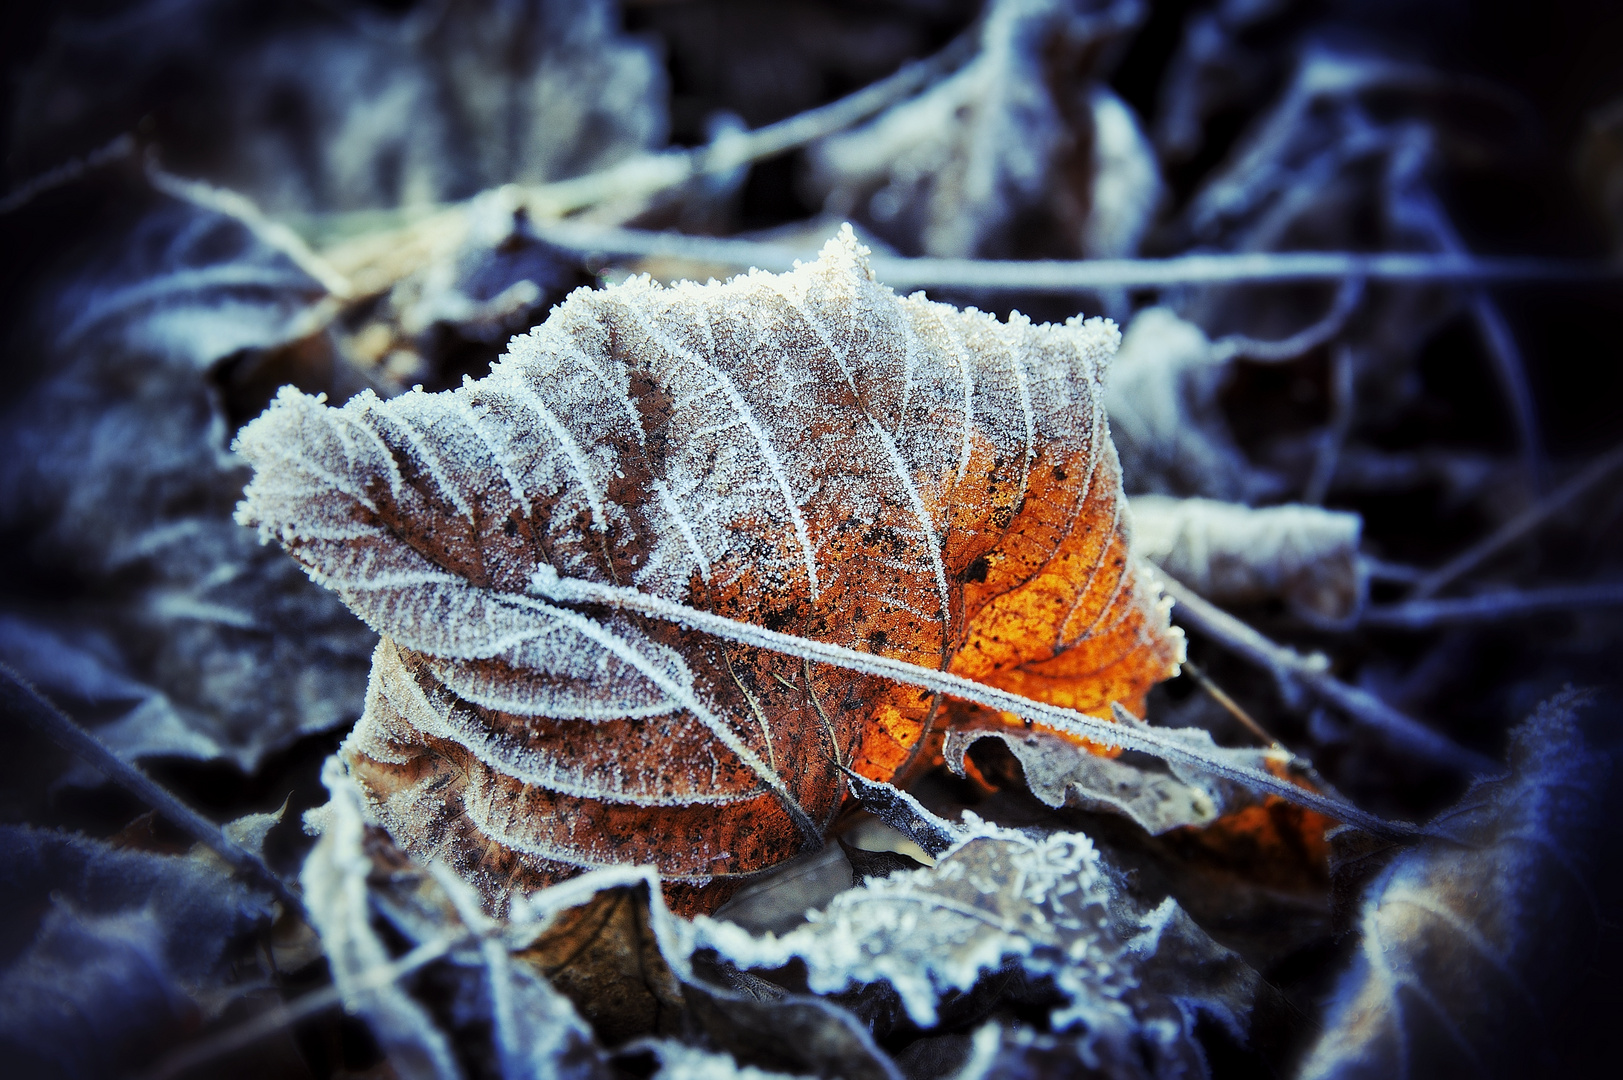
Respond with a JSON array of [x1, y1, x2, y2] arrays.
[[1411, 440, 1623, 599], [140, 934, 461, 1080], [532, 222, 1623, 291], [1365, 583, 1623, 629], [1159, 576, 1500, 775], [146, 156, 356, 299], [1213, 276, 1365, 362], [1305, 344, 1357, 504], [313, 31, 977, 296], [518, 29, 978, 221], [0, 133, 135, 215]]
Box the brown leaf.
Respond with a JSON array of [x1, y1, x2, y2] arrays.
[[236, 227, 1180, 911], [516, 881, 686, 1044]]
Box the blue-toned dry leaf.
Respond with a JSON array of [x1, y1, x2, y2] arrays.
[[12, 0, 666, 215], [807, 0, 1159, 260], [0, 826, 275, 1079], [1299, 691, 1607, 1079], [0, 203, 375, 772]]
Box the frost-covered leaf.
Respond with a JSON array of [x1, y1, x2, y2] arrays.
[[300, 760, 1268, 1079], [940, 695, 1339, 854], [0, 826, 275, 1078], [221, 800, 287, 861], [1299, 691, 1607, 1079], [0, 203, 375, 771], [635, 1041, 814, 1080], [301, 758, 474, 1080], [1104, 307, 1281, 501], [690, 818, 1264, 1079], [1129, 495, 1365, 622], [946, 725, 1228, 834], [301, 762, 899, 1078], [806, 0, 1159, 260], [13, 0, 666, 215], [842, 768, 963, 858], [236, 227, 1180, 911]]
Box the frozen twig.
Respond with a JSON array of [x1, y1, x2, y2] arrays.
[[1365, 583, 1623, 629], [0, 133, 136, 215], [1212, 276, 1365, 362], [531, 222, 1623, 292], [1363, 556, 1427, 585], [145, 156, 356, 298], [1411, 440, 1623, 599], [1468, 292, 1545, 490], [1156, 577, 1500, 776], [528, 567, 1418, 839], [307, 35, 976, 296], [1400, 182, 1546, 490], [0, 662, 303, 913]]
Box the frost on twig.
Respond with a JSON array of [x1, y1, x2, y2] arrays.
[[1161, 575, 1499, 775], [1363, 582, 1623, 629], [1129, 495, 1366, 623], [1409, 439, 1623, 599]]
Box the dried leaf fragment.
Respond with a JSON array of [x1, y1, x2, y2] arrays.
[[1129, 494, 1365, 622], [689, 818, 1263, 1077], [237, 227, 1179, 910], [807, 0, 1157, 260]]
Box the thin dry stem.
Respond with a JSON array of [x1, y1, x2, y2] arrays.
[[145, 157, 356, 298], [527, 568, 1418, 839], [1213, 276, 1365, 363], [532, 222, 1622, 291], [1181, 658, 1281, 748], [1156, 576, 1499, 775], [1366, 583, 1623, 628], [1411, 440, 1623, 599]]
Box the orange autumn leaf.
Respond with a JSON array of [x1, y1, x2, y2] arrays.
[[235, 227, 1181, 912]]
